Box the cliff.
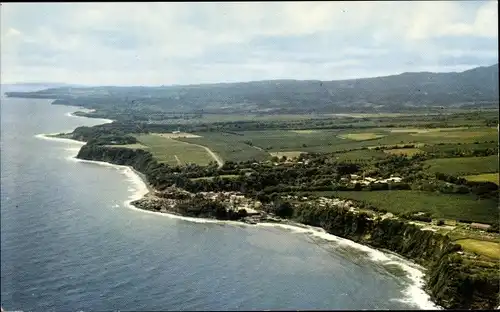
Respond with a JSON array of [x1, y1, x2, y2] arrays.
[[76, 143, 500, 310]]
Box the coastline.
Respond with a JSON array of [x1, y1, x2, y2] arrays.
[[35, 105, 442, 310]]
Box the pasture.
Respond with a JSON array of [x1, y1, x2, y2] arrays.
[[456, 239, 500, 260], [106, 143, 149, 150], [464, 173, 499, 185], [424, 155, 498, 176], [333, 149, 388, 161], [384, 148, 423, 156], [318, 190, 498, 224], [133, 134, 214, 166], [338, 133, 387, 141]]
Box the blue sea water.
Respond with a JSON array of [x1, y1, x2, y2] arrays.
[[1, 96, 439, 311]]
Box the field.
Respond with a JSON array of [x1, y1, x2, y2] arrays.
[[386, 127, 468, 133], [106, 143, 149, 150], [133, 134, 214, 166], [290, 130, 320, 134], [384, 148, 423, 156], [424, 155, 498, 176], [333, 149, 388, 161], [169, 126, 497, 162], [176, 132, 270, 163], [317, 190, 498, 224], [338, 133, 387, 141], [455, 239, 500, 260], [421, 142, 498, 154], [153, 132, 202, 138], [464, 173, 499, 185]]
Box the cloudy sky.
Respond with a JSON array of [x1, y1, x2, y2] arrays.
[[1, 1, 498, 86]]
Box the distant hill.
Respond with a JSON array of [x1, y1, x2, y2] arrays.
[[5, 64, 498, 114], [1, 83, 78, 95]]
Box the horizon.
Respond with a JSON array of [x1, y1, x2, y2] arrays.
[[1, 2, 498, 86]]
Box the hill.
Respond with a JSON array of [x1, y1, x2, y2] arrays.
[[5, 64, 498, 114]]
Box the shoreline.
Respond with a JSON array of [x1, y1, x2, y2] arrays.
[[35, 104, 441, 310]]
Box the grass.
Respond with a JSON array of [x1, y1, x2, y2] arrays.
[[338, 133, 387, 141], [290, 130, 319, 134], [455, 239, 500, 260], [464, 173, 499, 185], [169, 126, 496, 162], [316, 190, 499, 224], [133, 134, 213, 166], [105, 143, 149, 150], [333, 149, 388, 161], [176, 132, 270, 163], [421, 142, 498, 154], [384, 148, 424, 156], [424, 155, 498, 176]]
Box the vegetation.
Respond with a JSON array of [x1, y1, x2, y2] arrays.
[[327, 191, 498, 224], [8, 63, 500, 310], [464, 173, 499, 185], [424, 155, 498, 176], [133, 134, 214, 166]]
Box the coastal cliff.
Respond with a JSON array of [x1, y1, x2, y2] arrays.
[[76, 142, 500, 310]]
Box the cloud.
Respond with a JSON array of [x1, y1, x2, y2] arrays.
[[0, 1, 497, 86]]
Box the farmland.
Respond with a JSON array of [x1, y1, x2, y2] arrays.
[[321, 190, 498, 224], [455, 239, 500, 260], [464, 173, 499, 185], [424, 155, 498, 176], [383, 148, 423, 156], [133, 134, 215, 166], [338, 133, 387, 141]]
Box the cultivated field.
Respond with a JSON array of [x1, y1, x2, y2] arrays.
[[464, 173, 499, 185], [133, 134, 214, 166], [106, 143, 149, 150], [320, 190, 498, 224], [333, 149, 388, 161], [424, 155, 498, 176], [153, 132, 202, 138], [384, 148, 423, 156], [338, 133, 387, 141], [455, 239, 500, 260]]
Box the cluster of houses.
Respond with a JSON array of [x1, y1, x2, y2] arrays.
[[199, 191, 262, 214], [341, 174, 403, 185]]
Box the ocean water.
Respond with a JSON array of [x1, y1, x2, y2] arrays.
[[0, 97, 440, 311]]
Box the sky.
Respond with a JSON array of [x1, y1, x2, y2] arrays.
[[1, 1, 498, 86]]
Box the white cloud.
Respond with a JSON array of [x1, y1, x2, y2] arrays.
[[0, 1, 497, 85]]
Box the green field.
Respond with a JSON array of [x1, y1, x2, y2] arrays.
[[338, 133, 387, 141], [333, 149, 388, 161], [317, 190, 498, 224], [464, 173, 499, 185], [176, 132, 270, 163], [424, 156, 498, 176], [456, 239, 500, 260], [384, 148, 423, 156], [134, 134, 214, 166], [422, 142, 498, 154], [106, 143, 149, 150]]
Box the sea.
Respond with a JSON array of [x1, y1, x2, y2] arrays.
[[0, 95, 441, 311]]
